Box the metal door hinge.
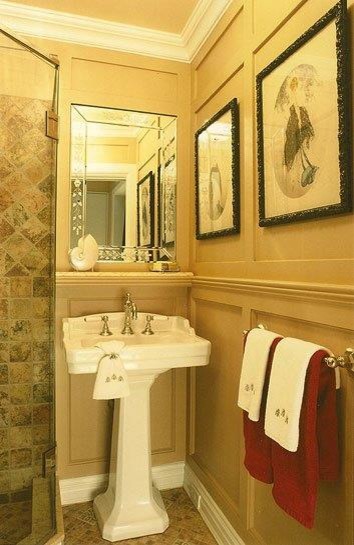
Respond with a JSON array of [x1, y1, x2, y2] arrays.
[[42, 445, 57, 478], [46, 110, 59, 140]]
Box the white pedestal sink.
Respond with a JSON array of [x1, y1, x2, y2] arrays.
[[62, 312, 210, 542]]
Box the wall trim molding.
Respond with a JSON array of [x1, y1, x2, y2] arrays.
[[0, 0, 232, 62], [192, 276, 354, 304], [59, 461, 185, 505], [56, 271, 194, 287], [184, 464, 245, 545]]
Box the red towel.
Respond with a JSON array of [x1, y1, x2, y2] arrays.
[[271, 349, 340, 528], [243, 336, 282, 483]]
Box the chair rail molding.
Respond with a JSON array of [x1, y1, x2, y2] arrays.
[[0, 0, 233, 62]]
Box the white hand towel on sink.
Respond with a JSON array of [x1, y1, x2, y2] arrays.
[[93, 341, 129, 400], [238, 328, 282, 421]]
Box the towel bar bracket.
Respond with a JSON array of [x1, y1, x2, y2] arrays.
[[324, 349, 354, 372]]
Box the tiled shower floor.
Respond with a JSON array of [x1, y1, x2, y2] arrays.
[[63, 488, 217, 545], [0, 500, 32, 545]]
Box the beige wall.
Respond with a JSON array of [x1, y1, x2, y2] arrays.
[[56, 275, 191, 479], [31, 36, 191, 272], [86, 136, 137, 165], [189, 1, 354, 544], [24, 36, 191, 478]]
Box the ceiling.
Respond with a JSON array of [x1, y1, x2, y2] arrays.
[[7, 0, 200, 34]]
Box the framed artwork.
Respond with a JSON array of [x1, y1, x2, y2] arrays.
[[195, 98, 240, 239], [137, 171, 154, 247], [160, 156, 176, 246], [256, 0, 351, 227]]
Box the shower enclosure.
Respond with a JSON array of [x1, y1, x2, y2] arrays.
[[0, 29, 58, 545]]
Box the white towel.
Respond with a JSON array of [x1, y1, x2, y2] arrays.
[[93, 341, 130, 400], [264, 337, 328, 452], [237, 328, 282, 421]]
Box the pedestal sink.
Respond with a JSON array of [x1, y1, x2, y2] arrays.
[[62, 312, 211, 542]]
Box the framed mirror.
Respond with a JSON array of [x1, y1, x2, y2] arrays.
[[70, 104, 177, 262]]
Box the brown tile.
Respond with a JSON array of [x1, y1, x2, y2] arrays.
[[32, 319, 49, 341], [0, 322, 9, 341], [10, 278, 32, 297], [0, 343, 9, 363], [5, 263, 29, 277], [9, 342, 31, 362], [9, 299, 32, 319], [33, 277, 50, 297], [21, 216, 48, 245], [0, 429, 8, 450], [0, 218, 15, 242], [32, 298, 50, 319], [0, 280, 9, 298], [9, 384, 31, 405], [3, 233, 32, 262], [9, 468, 32, 491], [9, 427, 32, 449], [0, 253, 15, 276], [0, 300, 8, 319], [0, 187, 15, 214], [32, 425, 50, 445], [0, 365, 8, 384], [33, 383, 51, 403], [0, 470, 10, 491], [10, 448, 32, 468], [21, 188, 48, 215], [33, 404, 50, 425], [9, 320, 31, 340], [9, 363, 31, 384], [21, 248, 47, 274], [0, 450, 9, 470], [32, 341, 49, 362], [4, 202, 30, 228], [33, 363, 50, 383], [9, 405, 31, 427]]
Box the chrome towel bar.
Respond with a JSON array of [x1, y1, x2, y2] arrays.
[[243, 325, 354, 373]]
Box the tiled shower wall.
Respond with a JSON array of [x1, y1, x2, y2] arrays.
[[0, 95, 55, 504]]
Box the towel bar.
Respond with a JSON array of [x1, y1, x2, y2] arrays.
[[243, 325, 354, 373]]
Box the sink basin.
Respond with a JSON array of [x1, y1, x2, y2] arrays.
[[62, 312, 210, 542], [63, 312, 210, 374]]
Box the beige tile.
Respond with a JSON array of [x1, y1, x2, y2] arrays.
[[9, 342, 31, 363], [9, 299, 32, 319], [9, 363, 32, 384], [10, 278, 32, 298], [9, 384, 31, 405], [9, 427, 32, 449], [10, 448, 32, 468]]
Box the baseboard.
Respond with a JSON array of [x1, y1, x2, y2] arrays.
[[59, 461, 185, 506], [184, 464, 245, 545]]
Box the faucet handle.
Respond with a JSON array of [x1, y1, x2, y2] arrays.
[[142, 314, 154, 335], [100, 315, 113, 337]]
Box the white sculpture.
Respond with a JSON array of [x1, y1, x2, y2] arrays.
[[69, 234, 99, 271]]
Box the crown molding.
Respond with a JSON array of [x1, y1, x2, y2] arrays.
[[0, 0, 232, 62]]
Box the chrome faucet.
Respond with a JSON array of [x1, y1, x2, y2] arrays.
[[121, 293, 138, 335]]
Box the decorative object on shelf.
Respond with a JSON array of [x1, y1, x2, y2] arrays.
[[137, 171, 155, 247], [149, 261, 180, 272], [68, 234, 99, 271], [256, 0, 351, 227], [195, 98, 240, 239]]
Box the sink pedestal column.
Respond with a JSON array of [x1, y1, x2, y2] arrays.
[[93, 372, 169, 542]]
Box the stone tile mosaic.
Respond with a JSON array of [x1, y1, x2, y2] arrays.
[[0, 94, 55, 516], [63, 489, 217, 545], [0, 499, 32, 543]]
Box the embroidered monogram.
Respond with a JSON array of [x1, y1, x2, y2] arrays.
[[275, 408, 280, 417]]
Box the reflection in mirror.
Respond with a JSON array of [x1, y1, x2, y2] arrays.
[[70, 104, 176, 262]]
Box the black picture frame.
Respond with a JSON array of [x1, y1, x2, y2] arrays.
[[256, 0, 352, 227], [137, 171, 155, 247], [195, 98, 240, 239]]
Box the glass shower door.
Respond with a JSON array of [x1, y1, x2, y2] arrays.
[[0, 30, 58, 545]]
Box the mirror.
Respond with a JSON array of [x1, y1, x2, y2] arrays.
[[70, 104, 177, 262]]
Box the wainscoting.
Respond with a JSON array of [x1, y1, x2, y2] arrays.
[[56, 273, 192, 480], [188, 277, 354, 545]]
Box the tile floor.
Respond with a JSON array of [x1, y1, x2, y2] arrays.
[[63, 488, 218, 545]]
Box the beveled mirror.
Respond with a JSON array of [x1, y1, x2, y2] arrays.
[[70, 104, 176, 262]]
